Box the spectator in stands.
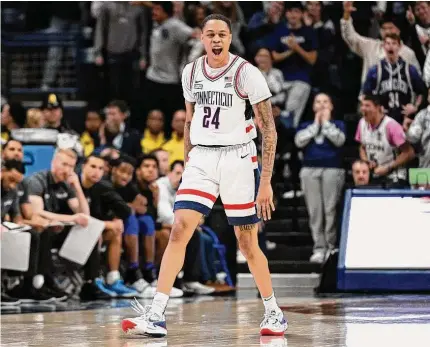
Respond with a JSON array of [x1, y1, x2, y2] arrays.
[[79, 154, 138, 299], [247, 1, 285, 55], [351, 159, 371, 187], [1, 159, 57, 302], [24, 149, 90, 300], [80, 108, 103, 157], [341, 1, 421, 86], [2, 140, 51, 231], [40, 2, 81, 90], [144, 2, 199, 131], [162, 110, 185, 164], [135, 154, 161, 266], [268, 1, 317, 128], [187, 3, 209, 28], [99, 100, 141, 158], [141, 110, 166, 154], [295, 93, 346, 263], [25, 108, 45, 129], [94, 2, 146, 104], [424, 50, 430, 85], [152, 149, 170, 176], [41, 94, 73, 133], [156, 160, 215, 295], [406, 2, 430, 69], [305, 1, 337, 93], [109, 156, 155, 292], [362, 33, 427, 126], [405, 90, 430, 168], [173, 1, 185, 21], [356, 94, 416, 187], [211, 1, 246, 56], [254, 47, 285, 113], [1, 102, 26, 143]]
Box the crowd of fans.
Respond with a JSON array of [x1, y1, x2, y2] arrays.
[[1, 1, 430, 303]]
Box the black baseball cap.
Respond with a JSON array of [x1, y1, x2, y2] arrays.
[[41, 93, 63, 110]]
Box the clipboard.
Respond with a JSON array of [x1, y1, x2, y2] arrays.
[[1, 230, 31, 271], [59, 217, 105, 265]]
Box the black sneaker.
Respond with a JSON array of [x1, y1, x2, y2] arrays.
[[43, 277, 68, 301], [7, 284, 55, 303], [1, 292, 21, 306], [124, 268, 143, 286], [40, 284, 68, 302], [27, 287, 57, 303], [142, 267, 157, 285], [79, 282, 112, 301]]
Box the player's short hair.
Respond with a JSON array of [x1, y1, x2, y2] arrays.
[[136, 153, 159, 169], [54, 148, 78, 160], [111, 154, 136, 169], [384, 32, 401, 44], [362, 94, 381, 106], [83, 154, 105, 165], [2, 159, 25, 174], [2, 139, 23, 151], [201, 14, 232, 33], [170, 160, 184, 172]]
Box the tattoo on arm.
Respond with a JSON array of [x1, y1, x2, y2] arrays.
[[239, 224, 254, 231], [255, 99, 277, 183], [184, 103, 195, 161]]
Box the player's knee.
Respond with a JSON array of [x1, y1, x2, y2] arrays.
[[169, 218, 188, 244], [113, 231, 122, 245], [238, 235, 255, 261]]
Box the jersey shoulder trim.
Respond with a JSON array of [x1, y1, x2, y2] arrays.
[[202, 55, 240, 81], [234, 60, 249, 100], [189, 59, 198, 90]]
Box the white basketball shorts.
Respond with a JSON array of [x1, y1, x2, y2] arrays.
[[174, 141, 260, 226]]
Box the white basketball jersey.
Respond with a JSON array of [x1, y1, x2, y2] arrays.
[[187, 55, 258, 146], [359, 116, 406, 181]]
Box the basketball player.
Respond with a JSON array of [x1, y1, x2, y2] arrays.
[[122, 14, 287, 337]]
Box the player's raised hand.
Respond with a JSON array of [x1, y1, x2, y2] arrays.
[[256, 182, 275, 221]]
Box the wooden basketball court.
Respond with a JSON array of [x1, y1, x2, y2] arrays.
[[2, 291, 430, 346]]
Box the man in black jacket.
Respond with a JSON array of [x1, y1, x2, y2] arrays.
[[79, 154, 138, 299], [99, 100, 141, 158]]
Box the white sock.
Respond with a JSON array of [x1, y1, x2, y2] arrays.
[[152, 292, 170, 317], [33, 275, 44, 289], [106, 271, 120, 285], [262, 292, 280, 313]]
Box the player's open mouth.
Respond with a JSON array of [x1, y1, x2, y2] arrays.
[[212, 48, 222, 56], [387, 50, 394, 55]]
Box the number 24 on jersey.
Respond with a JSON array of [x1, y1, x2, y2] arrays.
[[203, 106, 221, 129]]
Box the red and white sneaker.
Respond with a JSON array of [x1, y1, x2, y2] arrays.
[[260, 309, 288, 336], [121, 299, 167, 337]]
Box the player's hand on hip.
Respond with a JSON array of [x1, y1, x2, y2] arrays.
[[256, 182, 275, 221]]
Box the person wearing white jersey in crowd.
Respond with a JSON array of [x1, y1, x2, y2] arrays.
[[405, 89, 430, 168], [355, 94, 415, 187], [122, 13, 287, 338]]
